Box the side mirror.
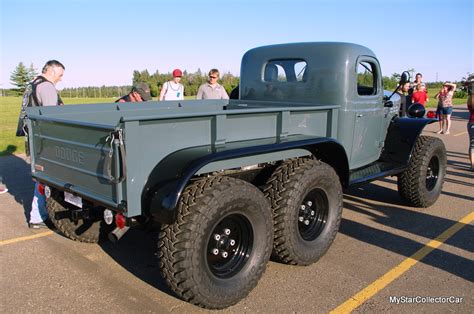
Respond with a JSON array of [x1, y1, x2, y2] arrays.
[[384, 100, 394, 108], [400, 71, 410, 86]]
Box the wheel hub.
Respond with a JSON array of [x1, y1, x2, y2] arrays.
[[207, 214, 253, 278], [426, 156, 440, 191], [298, 189, 328, 241]]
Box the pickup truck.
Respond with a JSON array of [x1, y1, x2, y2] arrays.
[[26, 42, 446, 309]]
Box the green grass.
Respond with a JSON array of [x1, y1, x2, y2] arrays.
[[0, 93, 468, 157]]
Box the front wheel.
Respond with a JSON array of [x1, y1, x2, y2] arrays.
[[158, 176, 273, 309], [397, 136, 447, 207]]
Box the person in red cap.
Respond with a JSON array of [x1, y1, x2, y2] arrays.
[[159, 69, 184, 101]]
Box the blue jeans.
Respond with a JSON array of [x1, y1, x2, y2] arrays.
[[30, 182, 48, 223]]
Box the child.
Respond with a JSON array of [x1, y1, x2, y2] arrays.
[[412, 83, 429, 106]]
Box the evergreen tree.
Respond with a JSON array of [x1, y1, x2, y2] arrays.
[[28, 63, 39, 80], [10, 62, 36, 93]]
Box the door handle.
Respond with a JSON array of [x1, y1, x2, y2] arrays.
[[356, 113, 364, 118]]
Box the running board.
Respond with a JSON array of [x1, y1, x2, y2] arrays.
[[349, 161, 406, 186]]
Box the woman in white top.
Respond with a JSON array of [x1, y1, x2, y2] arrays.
[[159, 68, 184, 100]]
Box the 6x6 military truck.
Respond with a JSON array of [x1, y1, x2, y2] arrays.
[[26, 42, 446, 309]]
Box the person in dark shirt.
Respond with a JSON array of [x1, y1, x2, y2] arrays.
[[116, 82, 152, 102], [28, 60, 65, 229], [396, 82, 411, 117]]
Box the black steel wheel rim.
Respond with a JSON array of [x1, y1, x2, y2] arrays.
[[298, 189, 329, 241], [426, 155, 440, 191], [207, 213, 253, 279]]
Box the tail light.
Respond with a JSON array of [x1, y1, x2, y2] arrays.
[[115, 213, 126, 229], [37, 184, 45, 196]]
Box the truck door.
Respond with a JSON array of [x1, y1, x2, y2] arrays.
[[350, 58, 384, 169]]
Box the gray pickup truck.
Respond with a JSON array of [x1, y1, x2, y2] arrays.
[[26, 42, 446, 309]]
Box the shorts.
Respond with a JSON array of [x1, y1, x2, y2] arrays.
[[468, 122, 474, 149], [437, 106, 453, 115]]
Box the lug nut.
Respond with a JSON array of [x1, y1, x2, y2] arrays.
[[299, 216, 304, 222], [301, 205, 306, 210], [304, 220, 310, 225], [229, 239, 236, 246], [214, 234, 221, 241], [307, 201, 313, 206], [212, 248, 219, 255], [223, 228, 231, 235], [221, 251, 228, 258], [311, 210, 315, 216]]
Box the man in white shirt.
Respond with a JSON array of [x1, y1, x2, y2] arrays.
[[159, 69, 184, 100]]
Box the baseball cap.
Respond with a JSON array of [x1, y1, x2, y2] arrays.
[[133, 82, 152, 101], [173, 69, 183, 77]]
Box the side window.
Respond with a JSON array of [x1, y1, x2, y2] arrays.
[[264, 59, 307, 83], [357, 61, 377, 96]]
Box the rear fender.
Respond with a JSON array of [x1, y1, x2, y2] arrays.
[[143, 137, 349, 224]]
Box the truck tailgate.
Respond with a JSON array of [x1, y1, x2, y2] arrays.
[[28, 118, 120, 207]]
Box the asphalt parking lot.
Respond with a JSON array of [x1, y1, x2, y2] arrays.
[[1, 107, 473, 313]]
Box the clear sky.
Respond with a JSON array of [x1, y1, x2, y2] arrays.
[[1, 0, 473, 89]]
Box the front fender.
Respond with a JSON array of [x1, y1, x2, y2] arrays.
[[380, 116, 437, 165]]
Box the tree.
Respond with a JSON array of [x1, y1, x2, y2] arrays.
[[28, 63, 38, 79], [10, 62, 36, 93]]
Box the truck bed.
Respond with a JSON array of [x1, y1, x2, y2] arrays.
[[27, 99, 340, 216]]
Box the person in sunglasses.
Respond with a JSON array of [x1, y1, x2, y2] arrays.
[[196, 69, 229, 100]]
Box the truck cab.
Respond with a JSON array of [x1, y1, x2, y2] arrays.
[[236, 42, 398, 169]]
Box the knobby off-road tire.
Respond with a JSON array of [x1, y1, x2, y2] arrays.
[[158, 176, 273, 309], [263, 158, 343, 265], [397, 135, 447, 207], [47, 196, 111, 243]]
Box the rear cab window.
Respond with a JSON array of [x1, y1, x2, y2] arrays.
[[264, 59, 307, 83]]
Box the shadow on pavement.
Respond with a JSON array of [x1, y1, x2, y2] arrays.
[[450, 107, 469, 121], [98, 226, 176, 299], [342, 185, 474, 281], [0, 150, 35, 223], [447, 158, 472, 171], [446, 150, 468, 158], [1, 150, 175, 299]]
